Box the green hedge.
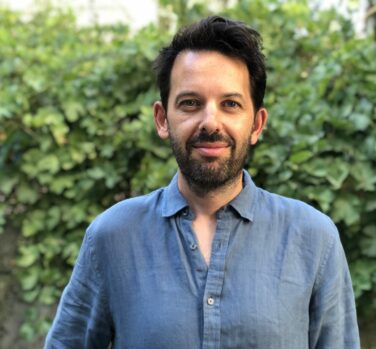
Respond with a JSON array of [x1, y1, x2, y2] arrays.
[[0, 0, 375, 340]]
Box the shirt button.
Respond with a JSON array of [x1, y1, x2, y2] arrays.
[[207, 297, 215, 306], [190, 242, 197, 250]]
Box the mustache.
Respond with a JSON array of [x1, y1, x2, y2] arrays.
[[187, 131, 234, 147]]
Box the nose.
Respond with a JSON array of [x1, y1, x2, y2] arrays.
[[198, 102, 222, 134]]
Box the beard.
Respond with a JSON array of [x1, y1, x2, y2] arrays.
[[169, 128, 250, 196]]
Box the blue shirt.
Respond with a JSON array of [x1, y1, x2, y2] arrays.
[[45, 171, 360, 349]]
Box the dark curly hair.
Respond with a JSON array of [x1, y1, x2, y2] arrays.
[[153, 16, 266, 111]]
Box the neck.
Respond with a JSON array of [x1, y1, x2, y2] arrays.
[[177, 170, 244, 217]]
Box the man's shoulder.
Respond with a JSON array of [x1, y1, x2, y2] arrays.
[[87, 187, 165, 238], [257, 186, 325, 215], [256, 186, 339, 241]]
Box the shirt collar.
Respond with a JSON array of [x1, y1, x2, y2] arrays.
[[161, 170, 258, 221], [227, 170, 257, 222], [161, 173, 189, 217]]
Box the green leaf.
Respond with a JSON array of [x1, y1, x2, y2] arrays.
[[87, 167, 105, 179], [325, 159, 349, 189], [22, 288, 40, 303], [304, 186, 335, 212], [332, 195, 360, 226], [349, 113, 371, 131], [63, 100, 84, 122], [39, 285, 59, 305], [289, 150, 313, 164], [17, 246, 39, 267], [20, 268, 39, 290], [51, 123, 69, 145], [350, 162, 376, 191], [16, 183, 39, 204], [365, 199, 376, 212], [300, 158, 328, 178], [38, 236, 63, 261], [20, 321, 36, 341], [0, 175, 18, 195], [360, 225, 376, 257], [46, 207, 61, 229], [50, 175, 75, 194], [350, 260, 376, 298], [22, 210, 45, 237], [37, 154, 60, 174]]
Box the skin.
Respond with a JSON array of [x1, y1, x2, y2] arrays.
[[154, 50, 268, 264]]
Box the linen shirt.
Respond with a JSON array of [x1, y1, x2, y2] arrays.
[[45, 171, 360, 349]]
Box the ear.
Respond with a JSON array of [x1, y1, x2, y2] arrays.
[[250, 107, 268, 145], [153, 101, 169, 140]]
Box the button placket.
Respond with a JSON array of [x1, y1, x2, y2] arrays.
[[202, 211, 232, 349], [176, 209, 208, 289]]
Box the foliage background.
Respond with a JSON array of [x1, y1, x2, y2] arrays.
[[0, 0, 375, 345]]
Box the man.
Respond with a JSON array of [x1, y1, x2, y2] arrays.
[[45, 16, 360, 348]]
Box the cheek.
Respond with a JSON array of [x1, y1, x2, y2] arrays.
[[171, 120, 199, 140], [228, 123, 253, 142]]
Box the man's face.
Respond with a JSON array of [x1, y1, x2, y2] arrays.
[[154, 50, 267, 193]]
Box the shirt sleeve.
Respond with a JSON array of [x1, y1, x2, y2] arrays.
[[308, 224, 360, 349], [44, 231, 113, 349]]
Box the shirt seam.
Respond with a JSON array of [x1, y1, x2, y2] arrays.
[[312, 226, 336, 293], [87, 229, 114, 331]]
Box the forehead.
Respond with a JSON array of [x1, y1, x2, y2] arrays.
[[169, 50, 251, 97]]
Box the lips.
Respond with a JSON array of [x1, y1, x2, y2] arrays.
[[192, 142, 229, 157]]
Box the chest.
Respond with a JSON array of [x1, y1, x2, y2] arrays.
[[191, 214, 217, 266], [106, 214, 313, 349]]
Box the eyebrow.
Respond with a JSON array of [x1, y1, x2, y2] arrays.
[[174, 91, 201, 105], [222, 93, 245, 101]]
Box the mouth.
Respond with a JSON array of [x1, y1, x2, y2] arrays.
[[192, 142, 230, 157]]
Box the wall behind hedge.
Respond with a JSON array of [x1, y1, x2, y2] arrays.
[[0, 0, 375, 341]]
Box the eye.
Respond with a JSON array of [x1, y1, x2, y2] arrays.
[[179, 99, 201, 109], [223, 100, 241, 108]]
